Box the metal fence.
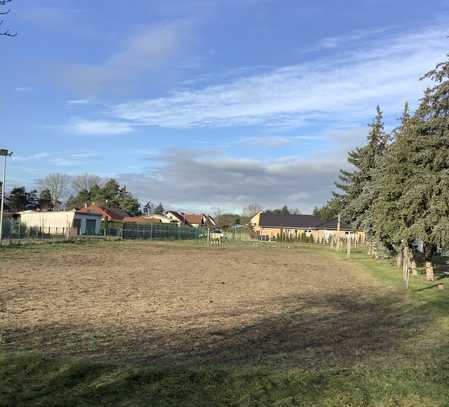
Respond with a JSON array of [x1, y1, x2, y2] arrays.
[[0, 219, 69, 241], [0, 219, 251, 245]]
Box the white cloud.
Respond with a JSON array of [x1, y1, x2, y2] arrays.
[[12, 151, 100, 167], [239, 134, 324, 148], [15, 87, 33, 92], [110, 25, 449, 129], [239, 136, 293, 148], [12, 153, 52, 161], [118, 147, 349, 213], [317, 27, 390, 50], [66, 120, 135, 136], [66, 99, 90, 105], [62, 22, 192, 92]]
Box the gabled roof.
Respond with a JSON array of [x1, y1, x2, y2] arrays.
[[78, 204, 129, 221], [184, 214, 204, 225], [315, 218, 353, 231], [123, 216, 161, 224], [258, 213, 354, 231], [259, 213, 322, 229], [166, 211, 186, 222]]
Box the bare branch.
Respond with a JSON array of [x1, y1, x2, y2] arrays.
[[0, 0, 16, 37]]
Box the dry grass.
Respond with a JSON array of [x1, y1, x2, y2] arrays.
[[0, 240, 420, 369]]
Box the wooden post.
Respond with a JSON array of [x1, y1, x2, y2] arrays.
[[397, 248, 404, 269], [346, 235, 351, 257], [425, 261, 434, 281], [411, 256, 418, 276], [402, 247, 410, 288]]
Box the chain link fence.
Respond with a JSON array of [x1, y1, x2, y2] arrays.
[[0, 219, 252, 245]]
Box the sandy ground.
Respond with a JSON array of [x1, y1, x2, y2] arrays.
[[0, 241, 415, 368]]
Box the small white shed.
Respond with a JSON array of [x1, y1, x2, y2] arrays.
[[18, 210, 102, 236]]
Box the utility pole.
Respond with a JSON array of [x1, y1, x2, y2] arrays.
[[0, 149, 13, 244]]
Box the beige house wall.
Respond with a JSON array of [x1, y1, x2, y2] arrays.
[[19, 211, 101, 236], [255, 226, 366, 242], [20, 211, 76, 234]]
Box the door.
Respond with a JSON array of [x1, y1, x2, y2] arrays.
[[85, 219, 97, 235]]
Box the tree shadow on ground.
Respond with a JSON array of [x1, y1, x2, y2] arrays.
[[2, 289, 432, 370]]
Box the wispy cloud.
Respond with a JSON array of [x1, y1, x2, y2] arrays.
[[239, 134, 321, 148], [317, 27, 390, 50], [108, 25, 448, 129], [65, 119, 135, 136], [239, 136, 294, 148], [62, 22, 193, 93], [66, 99, 91, 105], [15, 87, 33, 92], [12, 151, 99, 167], [12, 153, 52, 162]]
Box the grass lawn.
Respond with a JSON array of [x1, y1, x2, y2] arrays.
[[1, 240, 448, 406]]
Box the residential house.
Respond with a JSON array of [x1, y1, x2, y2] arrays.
[[18, 210, 102, 236], [250, 212, 365, 242], [122, 216, 162, 224], [77, 203, 129, 222], [165, 211, 187, 224], [165, 211, 215, 228]]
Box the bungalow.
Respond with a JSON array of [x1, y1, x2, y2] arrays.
[[122, 216, 162, 224], [183, 214, 216, 228], [18, 210, 102, 236], [250, 212, 365, 242], [77, 203, 129, 222], [165, 211, 216, 228]]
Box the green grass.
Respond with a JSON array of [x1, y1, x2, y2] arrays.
[[1, 242, 449, 406], [2, 352, 449, 406]]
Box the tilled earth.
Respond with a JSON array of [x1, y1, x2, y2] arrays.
[[0, 241, 417, 368]]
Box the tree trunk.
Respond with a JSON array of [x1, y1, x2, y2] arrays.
[[425, 261, 434, 281], [397, 248, 404, 269], [424, 243, 435, 281], [372, 240, 378, 259], [410, 249, 418, 276], [402, 247, 409, 285]]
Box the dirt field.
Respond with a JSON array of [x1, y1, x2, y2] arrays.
[[0, 241, 418, 368]]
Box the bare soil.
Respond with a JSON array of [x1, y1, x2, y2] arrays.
[[0, 241, 417, 368]]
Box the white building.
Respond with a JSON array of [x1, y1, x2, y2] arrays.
[[18, 210, 102, 236]]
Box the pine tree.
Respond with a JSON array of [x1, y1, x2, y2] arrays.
[[39, 189, 54, 211], [397, 55, 449, 280], [336, 107, 389, 236], [372, 103, 416, 267]]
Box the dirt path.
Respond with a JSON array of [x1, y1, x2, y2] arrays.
[[0, 241, 413, 367]]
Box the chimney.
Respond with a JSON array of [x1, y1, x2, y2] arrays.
[[337, 213, 341, 232]]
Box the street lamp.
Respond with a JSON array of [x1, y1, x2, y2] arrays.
[[0, 149, 13, 244]]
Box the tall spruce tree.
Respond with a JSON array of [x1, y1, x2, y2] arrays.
[[335, 107, 389, 240], [372, 103, 416, 270], [396, 56, 449, 280], [372, 53, 449, 280]]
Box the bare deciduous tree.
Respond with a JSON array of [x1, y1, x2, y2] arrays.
[[71, 174, 102, 194], [243, 203, 263, 218], [1, 0, 17, 37], [39, 173, 70, 208]]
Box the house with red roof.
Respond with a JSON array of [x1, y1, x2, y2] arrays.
[[77, 203, 129, 222]]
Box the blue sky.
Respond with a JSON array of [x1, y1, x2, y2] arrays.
[[2, 0, 449, 213]]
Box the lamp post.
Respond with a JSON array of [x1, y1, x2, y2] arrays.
[[0, 149, 13, 244]]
